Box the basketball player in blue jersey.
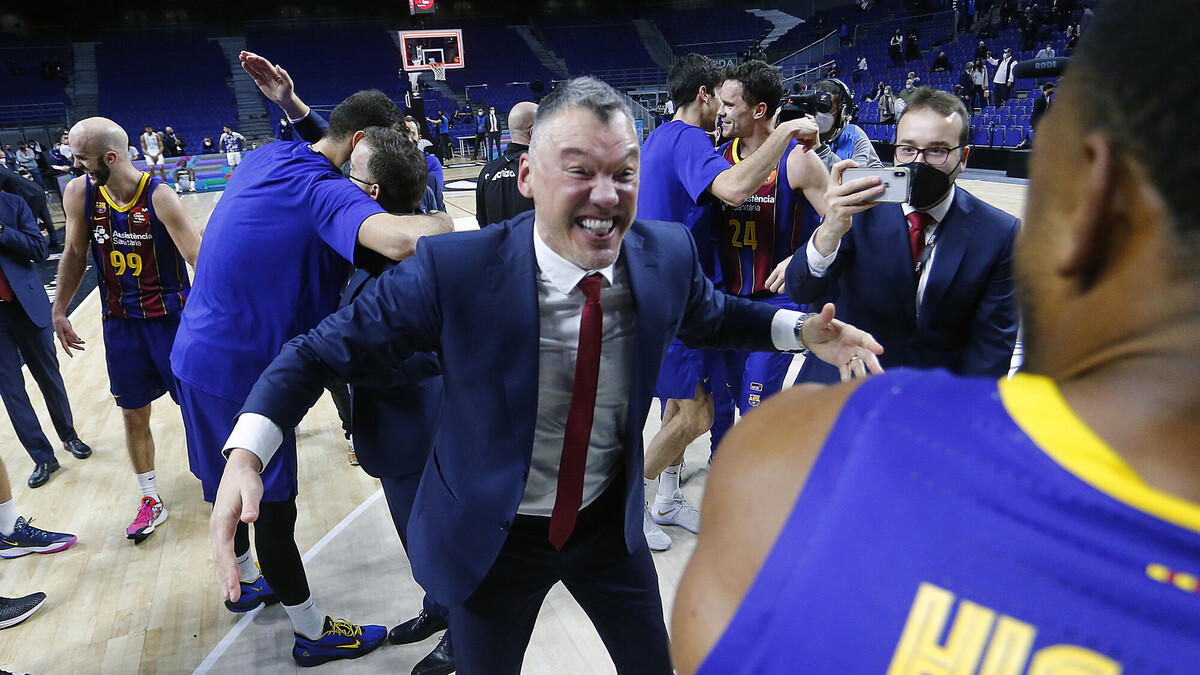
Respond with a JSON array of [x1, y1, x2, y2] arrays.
[[674, 1, 1200, 671], [638, 53, 819, 551], [709, 61, 829, 452], [173, 75, 452, 666], [51, 117, 200, 544]]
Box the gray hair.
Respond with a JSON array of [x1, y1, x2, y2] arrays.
[[530, 77, 632, 155]]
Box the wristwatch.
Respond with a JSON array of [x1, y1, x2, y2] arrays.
[[789, 312, 815, 355]]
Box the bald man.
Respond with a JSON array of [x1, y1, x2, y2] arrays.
[[53, 117, 201, 543], [475, 100, 537, 227]]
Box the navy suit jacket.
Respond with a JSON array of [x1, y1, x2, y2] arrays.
[[242, 212, 779, 606], [786, 188, 1018, 383], [0, 192, 50, 327], [338, 267, 443, 479]]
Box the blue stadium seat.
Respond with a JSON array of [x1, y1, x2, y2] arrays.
[[972, 126, 992, 146], [1004, 127, 1023, 147]]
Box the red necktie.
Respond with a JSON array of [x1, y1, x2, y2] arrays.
[[548, 274, 604, 550], [0, 264, 16, 303], [906, 210, 934, 266]]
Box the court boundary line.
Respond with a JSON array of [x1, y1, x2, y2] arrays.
[[191, 487, 386, 675]]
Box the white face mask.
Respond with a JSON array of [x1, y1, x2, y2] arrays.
[[816, 112, 835, 134]]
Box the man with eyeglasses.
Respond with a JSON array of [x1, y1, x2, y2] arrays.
[[784, 86, 1018, 383]]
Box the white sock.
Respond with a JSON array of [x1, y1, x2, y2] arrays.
[[135, 470, 159, 500], [236, 552, 259, 583], [658, 464, 681, 498], [0, 500, 17, 536], [284, 597, 326, 640]]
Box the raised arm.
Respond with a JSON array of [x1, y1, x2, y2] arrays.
[[357, 211, 453, 262], [709, 117, 820, 206]]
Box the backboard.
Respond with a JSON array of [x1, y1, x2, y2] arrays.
[[398, 29, 464, 72]]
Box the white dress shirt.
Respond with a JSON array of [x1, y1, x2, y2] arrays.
[[227, 224, 807, 501], [488, 113, 499, 133], [807, 185, 958, 316]]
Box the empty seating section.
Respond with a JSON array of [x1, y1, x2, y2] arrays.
[[96, 32, 234, 153], [650, 8, 771, 56], [0, 37, 71, 124], [246, 26, 403, 110], [537, 20, 663, 84], [442, 25, 556, 113]]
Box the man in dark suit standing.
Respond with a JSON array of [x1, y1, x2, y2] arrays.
[[0, 165, 60, 251], [210, 77, 882, 673], [787, 87, 1019, 383], [0, 192, 91, 488]]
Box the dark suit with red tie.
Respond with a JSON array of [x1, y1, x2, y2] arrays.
[[0, 192, 79, 467], [786, 188, 1019, 383], [239, 212, 782, 673]]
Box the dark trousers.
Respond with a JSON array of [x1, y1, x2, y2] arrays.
[[323, 378, 352, 440], [26, 193, 57, 248], [993, 82, 1010, 106], [473, 133, 486, 159], [971, 84, 988, 109], [381, 471, 450, 622], [450, 481, 672, 674], [486, 132, 501, 160], [0, 302, 76, 465], [438, 133, 452, 160]]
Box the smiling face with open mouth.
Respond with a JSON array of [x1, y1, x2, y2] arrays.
[[519, 106, 640, 271]]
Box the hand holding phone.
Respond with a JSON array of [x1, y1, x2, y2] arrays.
[[842, 167, 912, 204]]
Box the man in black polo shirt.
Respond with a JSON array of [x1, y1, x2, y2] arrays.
[[474, 101, 536, 228]]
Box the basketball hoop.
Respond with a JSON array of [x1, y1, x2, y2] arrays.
[[430, 63, 446, 81]]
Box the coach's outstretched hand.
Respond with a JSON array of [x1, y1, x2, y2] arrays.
[[210, 449, 265, 604], [800, 302, 885, 381], [239, 51, 310, 121]]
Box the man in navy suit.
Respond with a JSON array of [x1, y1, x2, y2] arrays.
[[0, 192, 91, 489], [210, 77, 882, 674], [786, 87, 1018, 383]]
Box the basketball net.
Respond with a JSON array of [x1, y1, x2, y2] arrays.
[[430, 62, 446, 81]]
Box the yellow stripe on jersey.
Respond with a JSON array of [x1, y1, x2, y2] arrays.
[[999, 373, 1200, 536], [99, 172, 150, 212]]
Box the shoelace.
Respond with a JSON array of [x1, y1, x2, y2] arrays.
[[134, 498, 158, 525], [13, 518, 57, 543], [328, 618, 363, 638]]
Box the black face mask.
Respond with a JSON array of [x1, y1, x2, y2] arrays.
[[902, 160, 955, 210]]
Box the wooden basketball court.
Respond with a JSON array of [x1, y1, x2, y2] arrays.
[[0, 160, 1026, 673]]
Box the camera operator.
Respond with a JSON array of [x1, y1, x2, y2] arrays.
[[811, 78, 882, 170]]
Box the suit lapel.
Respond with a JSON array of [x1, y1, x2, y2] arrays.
[[919, 192, 978, 328], [489, 218, 540, 457]]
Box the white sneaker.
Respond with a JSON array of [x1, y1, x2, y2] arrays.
[[643, 505, 672, 551], [651, 489, 701, 534]]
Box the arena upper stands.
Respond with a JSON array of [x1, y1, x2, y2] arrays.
[[1, 0, 1095, 174]]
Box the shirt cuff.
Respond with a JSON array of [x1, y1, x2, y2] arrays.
[[286, 110, 310, 124], [223, 413, 284, 472], [770, 309, 805, 351], [806, 237, 839, 277]]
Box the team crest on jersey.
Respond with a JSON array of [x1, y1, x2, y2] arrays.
[[750, 382, 763, 392], [94, 201, 107, 215], [131, 208, 148, 226], [93, 224, 110, 243]]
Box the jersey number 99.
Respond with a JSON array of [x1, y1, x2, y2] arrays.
[[110, 250, 143, 276]]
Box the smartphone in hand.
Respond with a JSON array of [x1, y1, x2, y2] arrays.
[[843, 167, 912, 203]]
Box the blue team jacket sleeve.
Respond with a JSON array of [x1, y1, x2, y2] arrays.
[[240, 240, 444, 432], [0, 195, 48, 264], [960, 217, 1019, 377], [292, 109, 329, 144], [785, 227, 853, 306]]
